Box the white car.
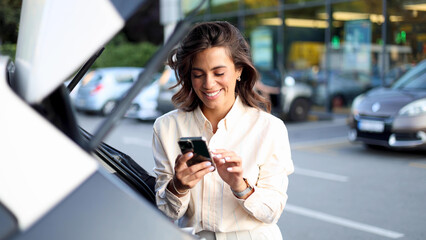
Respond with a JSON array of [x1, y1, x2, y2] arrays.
[[125, 73, 162, 121], [257, 69, 313, 122], [0, 0, 197, 239], [74, 67, 144, 115]]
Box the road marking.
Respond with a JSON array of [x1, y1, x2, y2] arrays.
[[291, 137, 349, 150], [285, 204, 404, 239], [122, 137, 151, 148], [294, 167, 349, 182], [409, 162, 426, 169]]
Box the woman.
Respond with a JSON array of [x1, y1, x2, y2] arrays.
[[152, 21, 294, 239]]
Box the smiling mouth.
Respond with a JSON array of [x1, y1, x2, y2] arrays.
[[204, 90, 221, 97]]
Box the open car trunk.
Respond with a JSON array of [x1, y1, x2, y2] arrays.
[[0, 0, 206, 239]]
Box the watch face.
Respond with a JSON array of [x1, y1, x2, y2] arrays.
[[232, 178, 253, 197]]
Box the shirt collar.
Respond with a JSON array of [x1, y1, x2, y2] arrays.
[[194, 104, 211, 132], [221, 96, 246, 131], [193, 96, 246, 132]]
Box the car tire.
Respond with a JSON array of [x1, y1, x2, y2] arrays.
[[101, 100, 117, 116], [288, 98, 310, 122]]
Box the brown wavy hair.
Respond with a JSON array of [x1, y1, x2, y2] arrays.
[[167, 21, 270, 112]]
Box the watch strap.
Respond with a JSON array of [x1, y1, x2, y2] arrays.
[[231, 178, 253, 198]]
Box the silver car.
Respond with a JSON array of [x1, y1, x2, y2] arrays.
[[348, 60, 426, 150], [74, 67, 143, 115]]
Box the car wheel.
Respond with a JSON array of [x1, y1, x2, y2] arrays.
[[102, 100, 117, 116], [288, 98, 310, 122]]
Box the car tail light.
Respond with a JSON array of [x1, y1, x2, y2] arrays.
[[90, 84, 103, 95]]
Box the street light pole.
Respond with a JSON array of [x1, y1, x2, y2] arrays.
[[381, 0, 387, 86], [160, 0, 182, 42], [325, 0, 332, 114]]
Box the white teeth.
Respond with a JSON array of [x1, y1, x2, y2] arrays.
[[205, 90, 220, 97]]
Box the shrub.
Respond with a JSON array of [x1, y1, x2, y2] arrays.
[[0, 37, 159, 68], [92, 41, 159, 68], [0, 44, 16, 60]]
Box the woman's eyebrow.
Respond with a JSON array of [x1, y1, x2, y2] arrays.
[[191, 66, 227, 71]]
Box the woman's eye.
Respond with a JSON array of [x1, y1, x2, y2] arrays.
[[215, 73, 224, 76], [192, 74, 203, 78]]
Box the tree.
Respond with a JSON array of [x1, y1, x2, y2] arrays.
[[0, 0, 22, 44]]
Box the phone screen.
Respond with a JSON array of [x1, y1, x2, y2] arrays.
[[178, 137, 213, 167]]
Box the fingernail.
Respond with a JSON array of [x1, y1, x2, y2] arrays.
[[215, 154, 222, 158], [209, 166, 215, 171], [205, 161, 212, 166], [211, 149, 216, 153], [220, 159, 225, 164], [188, 152, 193, 158], [227, 167, 232, 172], [225, 156, 231, 161]]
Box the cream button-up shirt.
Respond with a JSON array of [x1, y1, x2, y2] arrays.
[[152, 97, 294, 239]]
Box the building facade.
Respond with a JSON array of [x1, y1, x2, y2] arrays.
[[180, 0, 426, 113]]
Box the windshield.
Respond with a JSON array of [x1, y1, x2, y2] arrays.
[[392, 61, 426, 90]]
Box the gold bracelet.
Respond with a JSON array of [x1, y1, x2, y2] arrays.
[[171, 178, 189, 195]]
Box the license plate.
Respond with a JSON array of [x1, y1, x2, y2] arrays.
[[358, 120, 385, 133]]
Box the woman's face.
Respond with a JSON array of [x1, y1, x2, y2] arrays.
[[191, 47, 242, 117]]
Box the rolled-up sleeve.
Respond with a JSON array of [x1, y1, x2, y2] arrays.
[[236, 121, 294, 224], [152, 125, 190, 220]]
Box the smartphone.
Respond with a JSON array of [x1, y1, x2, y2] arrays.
[[178, 137, 214, 167]]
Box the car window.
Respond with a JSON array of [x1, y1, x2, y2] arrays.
[[395, 73, 426, 90], [115, 73, 135, 83], [358, 73, 370, 84], [393, 61, 426, 90], [80, 72, 102, 88]]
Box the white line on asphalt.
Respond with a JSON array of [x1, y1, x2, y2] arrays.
[[294, 167, 349, 182], [291, 137, 349, 150], [122, 137, 151, 148], [285, 204, 404, 239]]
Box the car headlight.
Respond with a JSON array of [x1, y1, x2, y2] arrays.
[[351, 94, 365, 114], [398, 98, 426, 116], [284, 76, 295, 86]]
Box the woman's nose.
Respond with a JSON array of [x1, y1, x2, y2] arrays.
[[203, 74, 216, 89]]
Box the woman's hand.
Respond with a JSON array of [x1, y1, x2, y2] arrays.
[[212, 149, 247, 193], [169, 152, 215, 196]]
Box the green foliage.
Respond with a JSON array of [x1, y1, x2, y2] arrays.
[[92, 41, 159, 68], [0, 35, 159, 68], [0, 0, 22, 43], [0, 43, 16, 59]]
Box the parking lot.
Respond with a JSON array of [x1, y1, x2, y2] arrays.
[[77, 113, 426, 240]]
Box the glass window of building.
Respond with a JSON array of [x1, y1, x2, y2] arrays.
[[179, 0, 426, 115], [388, 1, 426, 69], [244, 0, 279, 10], [211, 0, 239, 13]]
